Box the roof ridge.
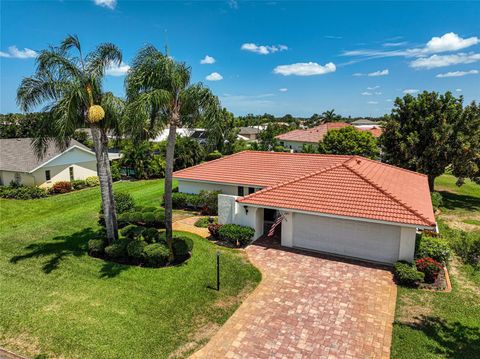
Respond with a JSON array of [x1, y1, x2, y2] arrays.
[[349, 155, 427, 178], [243, 150, 353, 159], [343, 162, 434, 226], [238, 160, 351, 202]]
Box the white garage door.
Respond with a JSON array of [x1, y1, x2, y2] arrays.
[[293, 213, 401, 264]]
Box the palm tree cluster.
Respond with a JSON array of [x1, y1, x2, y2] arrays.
[[17, 36, 220, 255]]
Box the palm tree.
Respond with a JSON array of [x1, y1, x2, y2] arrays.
[[125, 46, 219, 259], [17, 35, 123, 243], [321, 109, 342, 124]]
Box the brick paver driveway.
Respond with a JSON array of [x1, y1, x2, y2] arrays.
[[191, 237, 397, 359]]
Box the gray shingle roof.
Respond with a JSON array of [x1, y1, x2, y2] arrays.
[[0, 138, 91, 173]]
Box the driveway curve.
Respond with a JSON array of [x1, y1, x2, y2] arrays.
[[191, 237, 397, 359]]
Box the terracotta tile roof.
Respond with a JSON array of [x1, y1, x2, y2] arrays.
[[173, 151, 435, 227], [276, 122, 350, 143], [362, 127, 383, 138], [173, 151, 351, 187]]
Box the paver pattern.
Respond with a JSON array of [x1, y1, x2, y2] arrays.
[[191, 237, 397, 359]]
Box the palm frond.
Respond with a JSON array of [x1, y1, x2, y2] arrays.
[[86, 43, 122, 80], [36, 48, 83, 81], [60, 34, 81, 54]]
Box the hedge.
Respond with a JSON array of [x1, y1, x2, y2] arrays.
[[0, 185, 47, 200], [171, 190, 220, 215], [218, 224, 255, 246], [415, 234, 451, 263], [393, 261, 425, 287]]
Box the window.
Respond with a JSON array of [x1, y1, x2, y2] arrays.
[[45, 170, 51, 181], [248, 187, 255, 195], [69, 167, 74, 181], [237, 186, 244, 196]]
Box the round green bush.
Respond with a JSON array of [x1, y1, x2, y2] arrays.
[[128, 212, 143, 224], [85, 176, 100, 187], [114, 192, 135, 214], [393, 261, 425, 286], [127, 239, 147, 260], [142, 206, 157, 213], [117, 212, 131, 228], [142, 228, 161, 243], [195, 217, 217, 228], [88, 239, 106, 257], [0, 185, 47, 200], [120, 225, 145, 239], [218, 224, 255, 246], [142, 212, 156, 226], [142, 243, 170, 267], [105, 242, 128, 259], [206, 150, 222, 161], [172, 235, 194, 259], [416, 235, 451, 263]]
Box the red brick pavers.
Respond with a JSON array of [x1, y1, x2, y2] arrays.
[[191, 237, 397, 359]]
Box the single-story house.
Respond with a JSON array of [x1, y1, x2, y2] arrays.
[[238, 127, 261, 141], [0, 138, 105, 188], [173, 151, 436, 264], [276, 122, 382, 152], [351, 118, 381, 128]]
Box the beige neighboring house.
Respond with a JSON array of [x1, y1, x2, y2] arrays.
[[0, 138, 98, 188]]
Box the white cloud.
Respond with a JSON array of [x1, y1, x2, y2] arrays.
[[0, 45, 37, 59], [386, 99, 393, 102], [368, 69, 389, 76], [422, 32, 479, 53], [200, 55, 216, 64], [273, 62, 336, 76], [279, 88, 288, 92], [383, 41, 408, 47], [403, 89, 419, 94], [227, 0, 238, 9], [105, 61, 130, 76], [206, 72, 223, 81], [241, 43, 288, 55], [410, 53, 480, 69], [456, 88, 462, 92], [374, 91, 382, 95], [367, 86, 380, 90], [436, 69, 479, 78], [367, 101, 379, 104], [361, 92, 372, 96], [94, 0, 116, 9]]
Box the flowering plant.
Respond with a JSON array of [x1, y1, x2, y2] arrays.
[[415, 257, 443, 283]]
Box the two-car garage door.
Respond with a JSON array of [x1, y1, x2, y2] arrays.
[[292, 213, 401, 264]]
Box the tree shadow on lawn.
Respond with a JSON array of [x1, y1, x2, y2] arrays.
[[400, 315, 480, 358], [439, 191, 480, 212], [10, 228, 128, 278]]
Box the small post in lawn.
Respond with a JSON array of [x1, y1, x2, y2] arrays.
[[216, 251, 220, 291]]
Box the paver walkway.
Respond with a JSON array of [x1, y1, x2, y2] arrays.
[[172, 216, 210, 237], [191, 237, 397, 359]]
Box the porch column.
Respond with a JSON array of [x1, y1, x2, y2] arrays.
[[281, 211, 294, 247]]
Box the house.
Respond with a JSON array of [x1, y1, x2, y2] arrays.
[[0, 138, 101, 188], [276, 122, 382, 152], [350, 118, 381, 128], [238, 127, 261, 141], [173, 151, 436, 264]]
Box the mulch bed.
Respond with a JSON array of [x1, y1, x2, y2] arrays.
[[417, 266, 452, 292]]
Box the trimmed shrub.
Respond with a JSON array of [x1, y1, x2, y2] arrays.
[[142, 228, 161, 244], [120, 225, 145, 239], [85, 176, 100, 187], [142, 243, 170, 267], [127, 239, 147, 261], [0, 185, 47, 200], [393, 261, 425, 286], [431, 191, 443, 211], [142, 212, 157, 227], [105, 241, 128, 260], [416, 257, 443, 283], [115, 192, 135, 213], [198, 190, 220, 215], [142, 206, 157, 213], [206, 151, 222, 161], [218, 224, 255, 246], [117, 212, 131, 228], [171, 191, 220, 215], [129, 212, 144, 224], [88, 238, 106, 257], [195, 217, 217, 228], [416, 234, 451, 263], [71, 179, 87, 190], [208, 223, 222, 240], [111, 161, 121, 182], [51, 181, 72, 194], [172, 235, 194, 259]]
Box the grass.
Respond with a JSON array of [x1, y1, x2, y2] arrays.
[[391, 174, 480, 358], [0, 180, 261, 359]]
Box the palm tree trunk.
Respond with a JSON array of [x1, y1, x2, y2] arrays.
[[164, 122, 177, 261], [91, 125, 118, 243]]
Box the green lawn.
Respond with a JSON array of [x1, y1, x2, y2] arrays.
[[0, 180, 261, 359], [391, 174, 480, 358]]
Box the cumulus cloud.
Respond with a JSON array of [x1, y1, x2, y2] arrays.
[[241, 43, 288, 55], [273, 62, 336, 76], [421, 32, 479, 54], [200, 55, 216, 64], [94, 0, 116, 9], [456, 89, 462, 92], [105, 61, 130, 76], [410, 53, 480, 69], [367, 101, 379, 104], [279, 88, 288, 92], [0, 45, 37, 59], [367, 86, 380, 90], [353, 69, 389, 77], [436, 69, 479, 78], [361, 92, 372, 96], [403, 89, 419, 94], [206, 72, 223, 81]]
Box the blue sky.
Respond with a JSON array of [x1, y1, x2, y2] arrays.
[[1, 0, 479, 117]]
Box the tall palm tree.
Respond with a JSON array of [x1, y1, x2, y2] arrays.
[[125, 46, 219, 259], [321, 109, 341, 124], [17, 35, 123, 243]]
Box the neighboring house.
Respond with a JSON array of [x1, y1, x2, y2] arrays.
[[173, 151, 436, 264], [276, 122, 382, 152], [0, 138, 100, 188], [350, 118, 380, 128], [238, 127, 261, 141]]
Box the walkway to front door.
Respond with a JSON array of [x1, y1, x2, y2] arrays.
[[191, 237, 397, 359]]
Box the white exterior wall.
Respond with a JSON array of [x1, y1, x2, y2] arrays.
[[32, 161, 97, 188], [178, 179, 238, 195], [218, 194, 264, 240], [279, 140, 310, 152], [398, 227, 417, 262], [0, 170, 35, 186], [281, 211, 294, 247]]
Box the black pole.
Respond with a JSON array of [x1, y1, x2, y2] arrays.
[[216, 252, 220, 291]]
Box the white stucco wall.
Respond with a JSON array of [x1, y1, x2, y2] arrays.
[[398, 227, 417, 262], [32, 161, 98, 188], [178, 179, 238, 195], [218, 194, 264, 240], [0, 171, 35, 186], [279, 140, 310, 152]]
